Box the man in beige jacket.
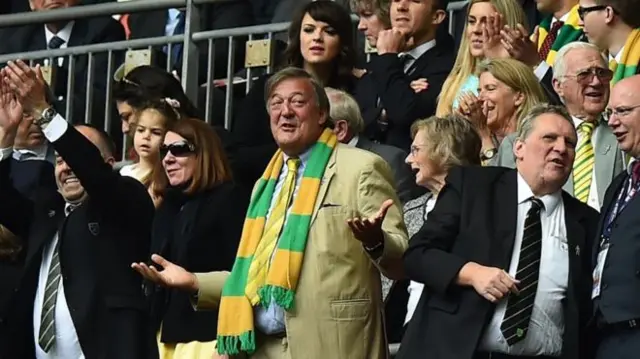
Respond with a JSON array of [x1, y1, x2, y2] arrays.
[[133, 67, 408, 359]]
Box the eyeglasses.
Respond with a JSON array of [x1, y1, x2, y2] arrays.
[[577, 5, 610, 20], [604, 104, 640, 119], [160, 140, 196, 158], [564, 67, 613, 85]]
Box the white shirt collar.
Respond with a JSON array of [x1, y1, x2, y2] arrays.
[[282, 145, 313, 168], [44, 21, 75, 47], [12, 144, 49, 161], [517, 172, 562, 217], [571, 115, 603, 128], [552, 11, 571, 24], [401, 39, 436, 61], [628, 157, 638, 175], [346, 134, 360, 148], [610, 45, 624, 63]]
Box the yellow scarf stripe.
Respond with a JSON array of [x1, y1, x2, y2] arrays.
[[536, 6, 584, 66], [611, 28, 640, 84]]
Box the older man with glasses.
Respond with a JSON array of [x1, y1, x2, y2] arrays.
[[495, 42, 626, 211], [591, 74, 640, 358]]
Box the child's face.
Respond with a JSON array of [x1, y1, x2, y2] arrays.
[[132, 109, 166, 160]]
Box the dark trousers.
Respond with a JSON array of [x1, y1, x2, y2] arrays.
[[596, 328, 640, 359]]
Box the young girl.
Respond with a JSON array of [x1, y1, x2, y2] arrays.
[[120, 98, 180, 206]]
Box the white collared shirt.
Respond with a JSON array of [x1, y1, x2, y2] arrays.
[[44, 21, 74, 67], [346, 135, 360, 148], [609, 45, 624, 64], [165, 8, 183, 36], [479, 173, 568, 356], [399, 39, 436, 73], [572, 116, 602, 210], [12, 144, 50, 162]]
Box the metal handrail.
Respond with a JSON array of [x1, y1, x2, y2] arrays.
[[0, 0, 233, 27]]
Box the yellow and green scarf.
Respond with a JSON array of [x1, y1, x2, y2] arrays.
[[537, 5, 583, 66], [216, 128, 337, 355], [611, 29, 640, 85]]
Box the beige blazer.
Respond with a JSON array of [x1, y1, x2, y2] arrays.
[[194, 144, 409, 359]]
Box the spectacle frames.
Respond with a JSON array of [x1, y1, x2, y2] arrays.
[[160, 140, 196, 158], [565, 67, 613, 85], [577, 5, 610, 20], [604, 104, 640, 119]]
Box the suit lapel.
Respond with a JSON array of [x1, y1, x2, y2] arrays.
[[355, 137, 373, 151], [563, 193, 586, 295], [26, 200, 65, 265], [491, 170, 518, 268], [310, 148, 337, 225], [593, 124, 617, 201]]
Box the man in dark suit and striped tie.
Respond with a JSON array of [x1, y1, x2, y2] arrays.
[[397, 104, 599, 359]]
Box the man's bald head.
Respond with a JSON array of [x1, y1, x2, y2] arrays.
[[608, 75, 640, 157], [74, 125, 116, 164]]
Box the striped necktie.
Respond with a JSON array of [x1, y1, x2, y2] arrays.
[[48, 35, 65, 50], [245, 158, 300, 305], [501, 197, 544, 345], [538, 20, 563, 60], [573, 121, 596, 203], [38, 239, 62, 353]]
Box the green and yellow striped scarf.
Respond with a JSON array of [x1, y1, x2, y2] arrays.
[[611, 29, 640, 84], [537, 5, 583, 66], [216, 128, 337, 355]]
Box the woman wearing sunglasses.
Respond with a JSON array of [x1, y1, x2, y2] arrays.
[[143, 118, 249, 359]]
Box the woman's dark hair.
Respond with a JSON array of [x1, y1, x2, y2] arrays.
[[282, 1, 356, 90], [112, 65, 200, 119]]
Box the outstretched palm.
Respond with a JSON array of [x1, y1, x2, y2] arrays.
[[131, 254, 198, 292]]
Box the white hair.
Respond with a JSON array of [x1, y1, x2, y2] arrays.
[[552, 42, 608, 81], [324, 87, 365, 134]]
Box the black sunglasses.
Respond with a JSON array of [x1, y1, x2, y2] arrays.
[[160, 140, 196, 158], [577, 5, 612, 20]]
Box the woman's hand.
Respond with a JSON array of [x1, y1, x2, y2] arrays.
[[482, 14, 509, 59], [131, 254, 199, 292]]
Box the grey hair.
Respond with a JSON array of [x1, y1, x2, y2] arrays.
[[264, 67, 330, 116], [552, 42, 608, 82], [325, 87, 365, 134], [516, 104, 575, 141]]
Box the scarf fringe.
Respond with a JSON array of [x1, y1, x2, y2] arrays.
[[258, 285, 295, 310], [217, 331, 256, 355]]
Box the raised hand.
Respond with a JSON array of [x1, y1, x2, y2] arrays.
[[376, 28, 412, 55], [482, 14, 509, 59], [347, 199, 394, 248], [501, 24, 540, 67], [0, 69, 23, 134], [131, 254, 199, 292], [3, 61, 49, 117]]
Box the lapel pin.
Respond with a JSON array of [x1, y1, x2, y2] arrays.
[[602, 144, 611, 154], [575, 245, 580, 256], [48, 210, 55, 218]]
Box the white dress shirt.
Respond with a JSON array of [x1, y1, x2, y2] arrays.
[[165, 9, 183, 36], [346, 134, 360, 147], [609, 45, 624, 64], [572, 116, 602, 210], [254, 148, 313, 334], [0, 115, 83, 358], [405, 195, 437, 325], [44, 21, 74, 67], [479, 173, 569, 356], [534, 12, 571, 81]]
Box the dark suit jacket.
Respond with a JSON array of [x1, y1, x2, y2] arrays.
[[150, 182, 248, 343], [0, 17, 125, 145], [355, 136, 423, 204], [354, 38, 455, 152], [127, 1, 254, 81], [398, 166, 598, 359], [0, 125, 157, 359]]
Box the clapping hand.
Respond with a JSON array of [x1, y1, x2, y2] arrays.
[[410, 78, 429, 93], [482, 14, 509, 59], [131, 254, 199, 292], [0, 69, 24, 135], [347, 199, 394, 248], [3, 60, 49, 117], [501, 24, 540, 67]]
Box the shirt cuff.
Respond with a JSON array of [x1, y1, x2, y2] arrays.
[[0, 147, 12, 162], [42, 114, 69, 143], [534, 61, 551, 81]]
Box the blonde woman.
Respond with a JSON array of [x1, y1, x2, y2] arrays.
[[469, 58, 548, 163], [436, 0, 529, 117]]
